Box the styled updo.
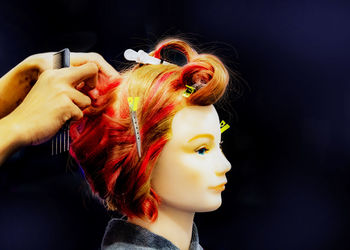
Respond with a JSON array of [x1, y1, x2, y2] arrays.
[[69, 38, 230, 222]]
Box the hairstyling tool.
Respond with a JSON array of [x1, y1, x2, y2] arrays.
[[128, 97, 142, 158], [51, 48, 70, 156]]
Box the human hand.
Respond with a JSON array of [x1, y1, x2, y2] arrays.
[[0, 52, 119, 117], [5, 62, 99, 146]]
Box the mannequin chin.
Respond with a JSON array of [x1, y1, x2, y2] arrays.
[[151, 104, 231, 213]]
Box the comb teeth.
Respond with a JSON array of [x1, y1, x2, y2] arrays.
[[51, 48, 70, 156], [51, 123, 70, 156]]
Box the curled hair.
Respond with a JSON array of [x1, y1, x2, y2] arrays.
[[69, 38, 230, 222]]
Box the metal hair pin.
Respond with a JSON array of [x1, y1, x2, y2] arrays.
[[128, 97, 142, 158]]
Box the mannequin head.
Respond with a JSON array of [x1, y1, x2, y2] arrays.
[[69, 38, 232, 222], [152, 105, 231, 213]]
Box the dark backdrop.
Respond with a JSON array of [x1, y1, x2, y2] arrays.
[[1, 0, 350, 249]]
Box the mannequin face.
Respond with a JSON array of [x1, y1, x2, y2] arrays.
[[151, 105, 231, 212]]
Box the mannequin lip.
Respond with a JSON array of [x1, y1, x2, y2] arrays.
[[209, 182, 227, 192]]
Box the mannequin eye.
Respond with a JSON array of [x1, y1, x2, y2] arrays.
[[196, 147, 209, 155]]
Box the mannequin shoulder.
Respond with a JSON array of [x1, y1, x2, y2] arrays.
[[102, 242, 155, 250]]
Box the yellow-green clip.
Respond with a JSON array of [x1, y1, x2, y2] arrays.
[[183, 85, 195, 98], [220, 120, 230, 133]]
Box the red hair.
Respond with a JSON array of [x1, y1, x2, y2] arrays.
[[69, 38, 230, 222]]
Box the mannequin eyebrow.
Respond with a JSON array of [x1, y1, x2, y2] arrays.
[[188, 134, 215, 143]]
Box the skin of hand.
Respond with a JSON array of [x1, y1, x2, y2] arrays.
[[0, 52, 119, 118], [7, 62, 100, 146], [0, 52, 119, 165]]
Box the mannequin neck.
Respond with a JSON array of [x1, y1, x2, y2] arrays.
[[127, 202, 195, 250]]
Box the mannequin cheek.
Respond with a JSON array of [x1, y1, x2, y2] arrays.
[[181, 155, 212, 184], [189, 169, 202, 183], [183, 164, 206, 188]]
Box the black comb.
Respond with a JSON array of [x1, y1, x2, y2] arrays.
[[51, 48, 70, 156]]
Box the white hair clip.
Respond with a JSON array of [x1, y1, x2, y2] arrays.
[[124, 49, 174, 65]]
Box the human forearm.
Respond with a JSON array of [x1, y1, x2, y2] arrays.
[[0, 114, 26, 166]]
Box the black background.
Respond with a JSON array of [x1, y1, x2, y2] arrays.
[[1, 0, 350, 249]]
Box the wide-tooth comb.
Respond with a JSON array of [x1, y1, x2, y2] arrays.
[[51, 48, 70, 156]]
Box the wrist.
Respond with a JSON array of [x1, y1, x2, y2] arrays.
[[1, 112, 28, 148], [0, 113, 28, 165]]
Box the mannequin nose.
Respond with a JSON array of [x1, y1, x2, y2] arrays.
[[215, 154, 232, 176]]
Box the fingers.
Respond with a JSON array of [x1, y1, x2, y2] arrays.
[[66, 89, 91, 110], [59, 62, 98, 88], [70, 52, 120, 78], [24, 52, 120, 80], [39, 64, 96, 119], [35, 56, 115, 125], [69, 103, 84, 121], [59, 94, 84, 122], [76, 81, 85, 90]]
